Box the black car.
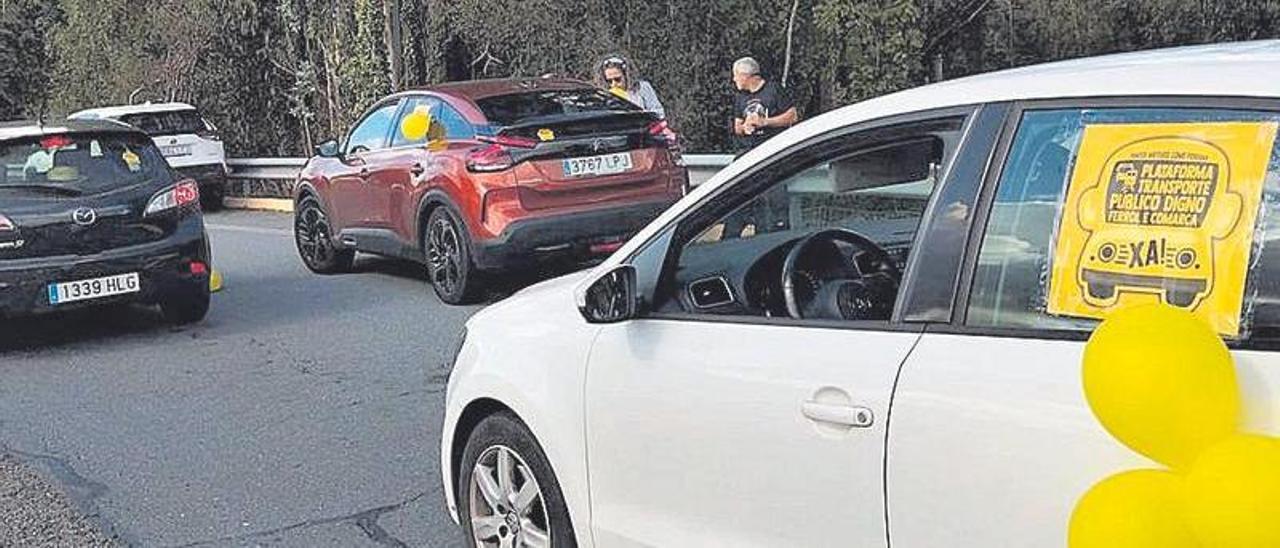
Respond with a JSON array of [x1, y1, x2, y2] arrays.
[[0, 120, 211, 323]]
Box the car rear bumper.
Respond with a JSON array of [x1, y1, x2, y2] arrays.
[[472, 199, 674, 271], [174, 163, 227, 193], [0, 217, 210, 318]]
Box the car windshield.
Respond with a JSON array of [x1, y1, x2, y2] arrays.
[[475, 89, 637, 126], [118, 110, 206, 136], [0, 133, 172, 196]]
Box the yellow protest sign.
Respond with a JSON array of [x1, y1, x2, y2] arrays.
[[1047, 121, 1278, 336]]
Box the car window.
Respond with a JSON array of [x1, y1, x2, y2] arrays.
[[655, 116, 966, 322], [347, 101, 400, 155], [967, 106, 1280, 341], [475, 89, 637, 126], [438, 103, 474, 139], [0, 133, 172, 196], [118, 110, 206, 136]]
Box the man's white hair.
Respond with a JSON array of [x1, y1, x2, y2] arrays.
[[733, 57, 761, 76]]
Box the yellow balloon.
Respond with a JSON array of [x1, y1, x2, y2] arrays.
[[400, 108, 433, 142], [1069, 469, 1198, 548], [1082, 304, 1240, 470], [1185, 435, 1280, 547]]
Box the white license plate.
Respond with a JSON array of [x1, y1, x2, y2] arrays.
[[48, 273, 140, 305], [160, 144, 192, 157], [562, 152, 633, 178]]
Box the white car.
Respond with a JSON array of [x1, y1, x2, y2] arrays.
[[441, 41, 1280, 547], [69, 102, 227, 209]]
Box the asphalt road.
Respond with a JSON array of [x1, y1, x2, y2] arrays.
[[0, 210, 521, 547]]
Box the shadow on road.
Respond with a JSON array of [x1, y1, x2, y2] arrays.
[[0, 304, 173, 352], [350, 254, 590, 303]]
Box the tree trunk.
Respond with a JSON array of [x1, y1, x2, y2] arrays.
[[384, 0, 403, 91]]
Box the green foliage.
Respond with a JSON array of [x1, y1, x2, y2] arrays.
[[26, 0, 1280, 154], [0, 0, 60, 120]]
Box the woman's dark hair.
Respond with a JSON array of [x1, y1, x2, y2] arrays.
[[595, 54, 640, 91]]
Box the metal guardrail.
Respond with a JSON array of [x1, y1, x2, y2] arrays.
[[225, 154, 733, 198]]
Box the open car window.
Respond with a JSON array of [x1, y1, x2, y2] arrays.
[[654, 116, 967, 322]]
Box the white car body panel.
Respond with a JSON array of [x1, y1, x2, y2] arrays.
[[586, 320, 918, 547], [441, 271, 599, 546], [889, 334, 1280, 547], [68, 102, 226, 170], [442, 41, 1280, 547]]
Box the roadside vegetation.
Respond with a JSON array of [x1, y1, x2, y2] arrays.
[[1, 0, 1278, 154]]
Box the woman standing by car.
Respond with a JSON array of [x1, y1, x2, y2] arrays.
[[595, 54, 666, 119]]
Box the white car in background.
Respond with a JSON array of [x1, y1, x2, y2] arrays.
[[440, 41, 1280, 547], [69, 102, 227, 209]]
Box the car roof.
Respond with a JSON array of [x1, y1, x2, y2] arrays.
[[0, 119, 144, 141], [68, 102, 200, 120], [592, 40, 1280, 276], [417, 77, 597, 101]]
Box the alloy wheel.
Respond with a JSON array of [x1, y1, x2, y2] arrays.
[[426, 216, 463, 296], [468, 445, 551, 548], [295, 205, 333, 268]]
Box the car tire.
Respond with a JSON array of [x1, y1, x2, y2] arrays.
[[459, 412, 577, 548], [200, 182, 225, 211], [294, 197, 354, 274], [424, 206, 480, 305], [160, 285, 210, 325]]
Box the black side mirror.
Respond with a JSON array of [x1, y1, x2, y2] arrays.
[[578, 265, 638, 324], [315, 140, 342, 158]]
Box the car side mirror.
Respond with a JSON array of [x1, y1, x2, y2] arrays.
[[578, 265, 638, 324], [316, 140, 342, 158]]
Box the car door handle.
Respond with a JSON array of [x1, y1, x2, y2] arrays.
[[410, 163, 425, 176], [801, 401, 874, 428]]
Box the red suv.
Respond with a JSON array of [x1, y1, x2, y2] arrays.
[[293, 78, 688, 303]]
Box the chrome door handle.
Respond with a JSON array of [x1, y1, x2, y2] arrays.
[[802, 401, 874, 428]]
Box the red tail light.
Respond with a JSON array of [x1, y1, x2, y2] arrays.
[[648, 120, 684, 166], [145, 179, 200, 216], [189, 260, 208, 275], [40, 135, 72, 150], [479, 134, 539, 149], [468, 135, 538, 173]]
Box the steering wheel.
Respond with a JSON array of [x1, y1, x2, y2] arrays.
[[781, 228, 902, 320]]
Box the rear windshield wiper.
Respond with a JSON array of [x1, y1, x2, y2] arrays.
[[0, 183, 85, 196]]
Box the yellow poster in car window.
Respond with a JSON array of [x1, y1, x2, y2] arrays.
[[1046, 121, 1278, 336]]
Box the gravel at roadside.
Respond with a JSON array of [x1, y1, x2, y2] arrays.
[[0, 454, 116, 547]]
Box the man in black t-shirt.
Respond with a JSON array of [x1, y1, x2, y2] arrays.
[[731, 57, 798, 154]]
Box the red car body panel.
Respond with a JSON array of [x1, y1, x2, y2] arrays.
[[296, 78, 687, 271]]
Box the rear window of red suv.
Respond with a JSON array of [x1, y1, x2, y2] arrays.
[[475, 89, 638, 126]]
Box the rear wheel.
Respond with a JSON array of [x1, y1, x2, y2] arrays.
[[459, 412, 576, 548], [160, 285, 210, 325], [295, 198, 354, 274], [425, 207, 480, 304]]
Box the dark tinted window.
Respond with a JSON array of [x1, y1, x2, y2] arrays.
[[475, 89, 636, 126], [118, 110, 206, 136], [0, 133, 172, 196]]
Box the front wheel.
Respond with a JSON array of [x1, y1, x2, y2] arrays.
[[425, 207, 481, 304], [459, 412, 576, 548], [295, 198, 354, 274]]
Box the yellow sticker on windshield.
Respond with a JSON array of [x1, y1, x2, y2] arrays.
[[122, 148, 142, 172], [1046, 121, 1278, 336]]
